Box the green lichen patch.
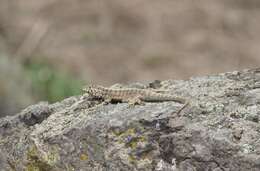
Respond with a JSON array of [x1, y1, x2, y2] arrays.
[[112, 128, 147, 149], [128, 154, 137, 164], [125, 136, 147, 149], [79, 153, 89, 161], [25, 146, 53, 171], [109, 126, 155, 167], [127, 153, 153, 169], [43, 147, 59, 166]]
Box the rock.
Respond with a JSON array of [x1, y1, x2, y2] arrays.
[[1, 69, 260, 170]]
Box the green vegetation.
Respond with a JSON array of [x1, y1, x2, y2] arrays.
[[24, 59, 84, 102]]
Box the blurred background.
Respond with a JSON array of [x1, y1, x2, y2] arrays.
[[1, 0, 260, 117]]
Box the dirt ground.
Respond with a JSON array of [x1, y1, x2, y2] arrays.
[[1, 0, 260, 85]]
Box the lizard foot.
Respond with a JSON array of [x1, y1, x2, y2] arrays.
[[103, 98, 112, 105], [127, 97, 145, 106]]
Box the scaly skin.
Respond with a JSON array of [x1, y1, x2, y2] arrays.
[[83, 85, 186, 104]]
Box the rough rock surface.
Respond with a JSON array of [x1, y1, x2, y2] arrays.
[[1, 69, 260, 171]]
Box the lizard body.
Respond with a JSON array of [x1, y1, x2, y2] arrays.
[[83, 85, 186, 105]]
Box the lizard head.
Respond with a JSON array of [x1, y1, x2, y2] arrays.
[[83, 84, 104, 98]]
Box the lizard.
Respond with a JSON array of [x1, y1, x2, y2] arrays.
[[83, 84, 187, 105]]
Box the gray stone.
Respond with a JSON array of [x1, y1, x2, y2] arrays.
[[1, 69, 260, 170]]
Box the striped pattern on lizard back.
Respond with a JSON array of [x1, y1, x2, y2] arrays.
[[83, 85, 186, 104]]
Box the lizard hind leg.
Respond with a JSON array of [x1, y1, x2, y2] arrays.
[[104, 98, 112, 105], [127, 96, 144, 106]]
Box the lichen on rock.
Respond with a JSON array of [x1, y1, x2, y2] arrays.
[[1, 69, 260, 170]]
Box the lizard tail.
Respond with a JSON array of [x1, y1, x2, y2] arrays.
[[142, 92, 186, 103]]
